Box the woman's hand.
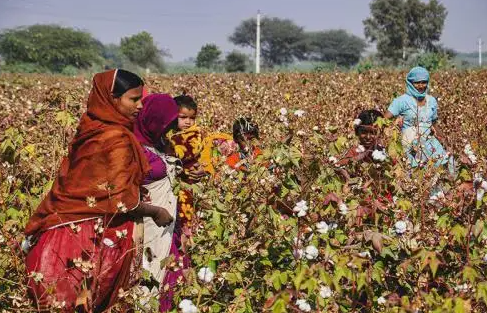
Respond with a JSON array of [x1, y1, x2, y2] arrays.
[[152, 207, 174, 227]]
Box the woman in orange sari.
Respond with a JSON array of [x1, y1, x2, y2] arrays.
[[24, 69, 173, 312]]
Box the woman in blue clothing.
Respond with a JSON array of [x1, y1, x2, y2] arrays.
[[384, 66, 454, 173]]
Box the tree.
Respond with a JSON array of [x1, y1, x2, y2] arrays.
[[305, 30, 367, 67], [120, 31, 165, 72], [229, 17, 307, 67], [225, 51, 248, 72], [0, 24, 103, 72], [196, 44, 222, 69], [363, 0, 447, 64]]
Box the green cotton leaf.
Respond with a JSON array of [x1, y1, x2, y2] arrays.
[[334, 136, 347, 152], [476, 282, 487, 305], [357, 272, 367, 291], [396, 199, 413, 211], [271, 271, 282, 291], [462, 266, 479, 284], [55, 110, 77, 127], [210, 303, 222, 313], [293, 265, 307, 290], [454, 298, 468, 313], [436, 214, 451, 229], [212, 209, 221, 226], [6, 207, 20, 219], [272, 299, 286, 313], [224, 272, 241, 285], [288, 146, 302, 168], [372, 261, 385, 283], [451, 224, 467, 244], [279, 271, 288, 286], [473, 220, 484, 238], [458, 168, 472, 181], [208, 260, 218, 273]]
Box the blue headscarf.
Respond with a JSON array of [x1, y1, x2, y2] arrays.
[[406, 66, 430, 100]]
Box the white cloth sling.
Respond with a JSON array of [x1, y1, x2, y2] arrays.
[[141, 146, 179, 292]]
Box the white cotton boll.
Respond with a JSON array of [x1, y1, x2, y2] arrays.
[[356, 145, 366, 153], [329, 156, 338, 164], [294, 109, 305, 117], [197, 267, 214, 283], [481, 180, 487, 191], [296, 130, 306, 136], [295, 299, 311, 312], [304, 245, 319, 260], [378, 296, 387, 305], [293, 200, 309, 217], [179, 299, 198, 313], [338, 202, 348, 216], [316, 221, 329, 234], [372, 149, 387, 162], [312, 126, 319, 131], [353, 119, 362, 126], [358, 251, 371, 258], [395, 221, 407, 235], [279, 108, 288, 115], [319, 285, 332, 298]]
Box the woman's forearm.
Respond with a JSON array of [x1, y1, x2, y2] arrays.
[[128, 202, 159, 218]]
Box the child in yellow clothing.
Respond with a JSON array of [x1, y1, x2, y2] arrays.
[[166, 95, 205, 226]]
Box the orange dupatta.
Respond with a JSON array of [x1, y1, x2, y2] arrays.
[[25, 69, 150, 236]]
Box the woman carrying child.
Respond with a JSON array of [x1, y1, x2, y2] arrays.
[[24, 69, 173, 312]]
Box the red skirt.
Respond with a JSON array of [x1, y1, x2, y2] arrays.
[[25, 217, 136, 312]]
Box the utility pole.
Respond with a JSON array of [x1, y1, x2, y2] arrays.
[[256, 10, 261, 74], [479, 37, 483, 67]]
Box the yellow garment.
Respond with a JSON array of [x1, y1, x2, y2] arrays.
[[199, 132, 234, 175]]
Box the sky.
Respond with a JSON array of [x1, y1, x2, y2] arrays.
[[0, 0, 485, 62]]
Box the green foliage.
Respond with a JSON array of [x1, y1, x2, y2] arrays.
[[306, 29, 367, 67], [225, 51, 248, 73], [196, 44, 222, 69], [413, 52, 455, 71], [120, 31, 165, 72], [0, 24, 103, 72], [364, 0, 447, 64], [229, 17, 307, 67]]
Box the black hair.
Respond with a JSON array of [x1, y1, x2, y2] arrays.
[[112, 69, 144, 98], [173, 94, 197, 112], [233, 117, 259, 141], [355, 109, 383, 135]]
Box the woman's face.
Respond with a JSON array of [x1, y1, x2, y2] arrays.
[[412, 81, 428, 94], [113, 86, 143, 120]]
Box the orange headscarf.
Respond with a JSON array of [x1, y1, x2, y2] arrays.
[[25, 69, 150, 236]]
